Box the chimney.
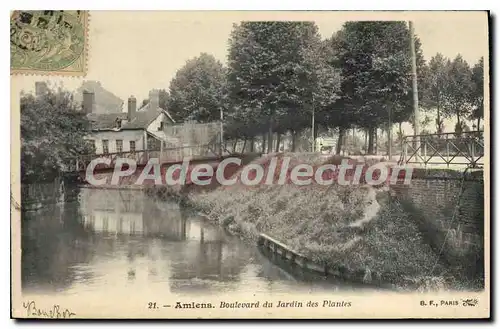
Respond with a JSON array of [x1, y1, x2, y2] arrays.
[[82, 90, 95, 114], [35, 81, 48, 98], [149, 89, 159, 110], [128, 95, 137, 121]]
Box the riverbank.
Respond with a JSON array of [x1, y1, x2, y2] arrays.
[[146, 153, 468, 291]]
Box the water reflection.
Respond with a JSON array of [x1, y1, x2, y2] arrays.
[[21, 202, 94, 293], [22, 187, 372, 296]]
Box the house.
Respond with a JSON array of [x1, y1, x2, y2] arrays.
[[74, 80, 124, 114], [82, 89, 178, 155]]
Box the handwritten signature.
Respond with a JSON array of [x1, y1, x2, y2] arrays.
[[23, 300, 75, 319]]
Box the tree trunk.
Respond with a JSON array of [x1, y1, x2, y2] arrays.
[[436, 105, 441, 134], [398, 122, 403, 143], [367, 127, 375, 155], [275, 133, 281, 152], [242, 138, 247, 153], [336, 127, 345, 154], [291, 130, 297, 152], [477, 117, 481, 131], [436, 92, 442, 134], [267, 119, 273, 154], [455, 112, 462, 136], [364, 128, 368, 154], [262, 134, 267, 153], [249, 136, 255, 152], [386, 124, 391, 156]]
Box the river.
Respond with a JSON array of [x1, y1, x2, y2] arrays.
[[21, 188, 375, 298]]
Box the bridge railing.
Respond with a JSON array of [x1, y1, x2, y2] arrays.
[[399, 131, 484, 168], [65, 143, 224, 172]]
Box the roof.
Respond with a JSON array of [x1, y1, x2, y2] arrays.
[[121, 103, 162, 130], [147, 130, 181, 146], [157, 104, 175, 123], [87, 103, 175, 131]]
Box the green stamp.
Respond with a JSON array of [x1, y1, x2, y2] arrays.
[[10, 10, 88, 76]]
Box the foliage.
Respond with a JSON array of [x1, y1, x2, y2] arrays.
[[141, 89, 169, 110], [313, 37, 343, 130], [334, 22, 425, 127], [167, 53, 227, 123], [21, 87, 94, 183], [158, 89, 170, 112], [226, 21, 338, 140], [332, 21, 426, 153], [421, 53, 449, 134], [162, 20, 484, 150]]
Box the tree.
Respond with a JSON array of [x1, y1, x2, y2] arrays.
[[21, 86, 94, 184], [313, 37, 343, 152], [158, 89, 170, 112], [442, 54, 473, 133], [333, 21, 425, 154], [167, 53, 226, 123], [470, 57, 484, 130], [422, 53, 449, 134]]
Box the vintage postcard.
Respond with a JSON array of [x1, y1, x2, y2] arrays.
[[10, 11, 490, 319]]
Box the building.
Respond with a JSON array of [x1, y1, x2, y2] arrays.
[[79, 188, 189, 240], [316, 136, 337, 154], [83, 89, 177, 155]]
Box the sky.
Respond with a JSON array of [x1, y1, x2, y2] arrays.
[[12, 11, 489, 106]]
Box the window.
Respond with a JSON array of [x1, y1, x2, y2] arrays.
[[129, 141, 136, 153], [89, 215, 95, 227], [102, 140, 109, 154], [158, 121, 164, 131], [116, 140, 123, 153], [102, 216, 109, 232]]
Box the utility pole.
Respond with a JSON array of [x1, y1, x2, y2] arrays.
[[409, 21, 420, 156], [311, 94, 315, 153]]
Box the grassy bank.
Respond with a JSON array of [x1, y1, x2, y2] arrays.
[[147, 153, 463, 291]]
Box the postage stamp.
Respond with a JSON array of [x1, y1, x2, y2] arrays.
[[10, 10, 88, 76]]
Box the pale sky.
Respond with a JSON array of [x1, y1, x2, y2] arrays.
[[12, 11, 489, 104]]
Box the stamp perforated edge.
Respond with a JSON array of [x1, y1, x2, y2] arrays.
[[10, 10, 90, 77]]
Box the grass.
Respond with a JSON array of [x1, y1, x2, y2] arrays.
[[146, 152, 481, 291], [192, 184, 455, 289]]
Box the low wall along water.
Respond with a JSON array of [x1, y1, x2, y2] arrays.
[[391, 168, 484, 282]]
